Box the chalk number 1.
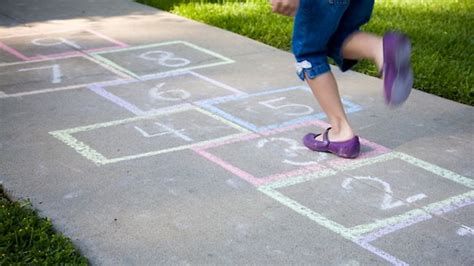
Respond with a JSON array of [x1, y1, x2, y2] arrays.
[[18, 64, 62, 84]]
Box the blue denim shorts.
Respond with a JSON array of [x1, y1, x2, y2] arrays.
[[292, 0, 375, 80]]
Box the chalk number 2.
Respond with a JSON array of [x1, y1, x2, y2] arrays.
[[342, 176, 427, 210]]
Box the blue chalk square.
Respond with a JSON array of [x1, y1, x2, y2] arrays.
[[197, 86, 362, 132]]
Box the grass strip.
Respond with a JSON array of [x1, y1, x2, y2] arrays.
[[138, 0, 474, 105], [0, 185, 88, 265]]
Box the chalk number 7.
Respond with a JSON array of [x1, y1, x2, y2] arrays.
[[18, 64, 62, 84]]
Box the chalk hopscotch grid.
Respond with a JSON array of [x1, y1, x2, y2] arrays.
[[11, 32, 466, 264], [197, 86, 362, 132], [257, 152, 473, 265], [259, 151, 474, 239], [0, 55, 131, 98], [0, 29, 128, 61], [91, 40, 235, 80], [193, 119, 390, 187], [49, 105, 251, 165], [88, 70, 247, 116]]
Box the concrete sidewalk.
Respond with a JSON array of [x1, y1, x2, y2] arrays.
[[0, 0, 473, 264]]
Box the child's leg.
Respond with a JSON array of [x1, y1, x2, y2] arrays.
[[341, 32, 383, 72], [328, 0, 413, 106], [292, 1, 357, 143], [306, 72, 355, 142]]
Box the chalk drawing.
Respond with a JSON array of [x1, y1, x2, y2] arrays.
[[32, 37, 81, 49], [342, 176, 427, 210], [423, 190, 474, 215], [197, 86, 362, 132], [358, 213, 432, 243], [0, 56, 126, 98], [92, 41, 234, 79], [457, 226, 474, 236], [0, 29, 127, 61], [257, 152, 474, 242], [139, 50, 190, 67], [394, 152, 474, 189], [50, 106, 250, 165], [18, 64, 62, 84], [149, 82, 191, 102], [88, 71, 245, 115], [304, 119, 392, 168], [133, 122, 193, 142], [194, 120, 389, 187], [254, 149, 474, 265], [0, 41, 30, 61], [359, 193, 474, 243], [257, 137, 327, 166], [354, 240, 408, 266], [64, 190, 83, 199], [406, 194, 428, 203], [258, 97, 314, 116]]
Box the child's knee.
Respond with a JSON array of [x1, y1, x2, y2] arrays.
[[295, 59, 331, 81]]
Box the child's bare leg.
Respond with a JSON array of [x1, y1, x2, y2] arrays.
[[342, 31, 413, 106], [342, 32, 383, 71], [306, 72, 355, 142], [308, 32, 383, 142]]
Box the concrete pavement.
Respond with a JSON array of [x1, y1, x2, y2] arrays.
[[0, 0, 473, 264]]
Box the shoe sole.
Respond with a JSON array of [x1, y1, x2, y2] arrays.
[[384, 33, 414, 106], [390, 37, 413, 106]]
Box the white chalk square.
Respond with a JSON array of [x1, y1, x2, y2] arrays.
[[92, 41, 234, 78], [259, 152, 474, 239], [0, 56, 124, 98], [49, 106, 249, 165]]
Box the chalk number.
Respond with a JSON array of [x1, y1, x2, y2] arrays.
[[342, 176, 427, 210], [18, 64, 62, 84]]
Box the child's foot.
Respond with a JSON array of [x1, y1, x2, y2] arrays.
[[303, 128, 360, 159], [382, 32, 414, 106]]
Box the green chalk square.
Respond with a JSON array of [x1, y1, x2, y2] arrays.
[[259, 152, 474, 239], [91, 40, 235, 79], [49, 106, 249, 166]]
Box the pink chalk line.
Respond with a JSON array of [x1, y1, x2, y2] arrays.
[[0, 29, 128, 61], [193, 119, 391, 187], [0, 41, 30, 61]]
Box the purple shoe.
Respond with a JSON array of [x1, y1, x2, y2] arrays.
[[303, 128, 360, 159], [382, 32, 414, 106]]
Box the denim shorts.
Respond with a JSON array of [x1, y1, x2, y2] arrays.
[[292, 0, 375, 80]]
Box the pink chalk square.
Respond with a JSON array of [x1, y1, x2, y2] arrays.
[[0, 29, 127, 61], [193, 120, 391, 187]]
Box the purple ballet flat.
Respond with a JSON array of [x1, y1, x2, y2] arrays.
[[303, 128, 360, 159], [382, 32, 414, 107]]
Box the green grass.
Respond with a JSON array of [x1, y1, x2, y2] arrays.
[[0, 185, 88, 264], [138, 0, 474, 105]]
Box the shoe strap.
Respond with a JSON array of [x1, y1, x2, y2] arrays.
[[322, 127, 331, 147]]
